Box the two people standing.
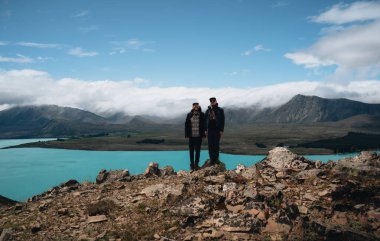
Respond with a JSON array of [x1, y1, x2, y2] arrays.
[[185, 97, 225, 172]]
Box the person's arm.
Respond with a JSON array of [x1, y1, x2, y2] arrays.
[[200, 112, 206, 137], [220, 108, 225, 135], [204, 110, 209, 136], [185, 114, 190, 138]]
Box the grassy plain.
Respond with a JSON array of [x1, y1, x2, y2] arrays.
[[11, 121, 380, 155]]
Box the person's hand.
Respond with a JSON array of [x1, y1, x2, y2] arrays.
[[205, 131, 208, 136]]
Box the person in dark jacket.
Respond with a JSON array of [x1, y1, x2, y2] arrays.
[[205, 97, 225, 165], [185, 102, 206, 172]]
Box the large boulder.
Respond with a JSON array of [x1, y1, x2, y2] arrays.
[[96, 169, 130, 184], [335, 151, 380, 176], [261, 147, 313, 171], [144, 162, 161, 177]]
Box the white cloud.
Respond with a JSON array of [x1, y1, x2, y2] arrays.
[[109, 39, 155, 55], [0, 55, 34, 63], [284, 52, 336, 68], [16, 42, 60, 49], [73, 10, 89, 18], [1, 69, 380, 117], [68, 47, 98, 57], [224, 69, 250, 76], [311, 1, 380, 25], [286, 19, 380, 69], [272, 1, 289, 8], [286, 2, 380, 81], [0, 41, 9, 46], [79, 25, 99, 33], [241, 44, 271, 56]]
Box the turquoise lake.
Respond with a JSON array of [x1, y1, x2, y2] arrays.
[[0, 139, 361, 201]]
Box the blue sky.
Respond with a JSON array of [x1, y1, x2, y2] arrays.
[[1, 0, 380, 116]]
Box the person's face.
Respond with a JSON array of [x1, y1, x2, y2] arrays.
[[193, 104, 199, 110], [210, 99, 216, 106]]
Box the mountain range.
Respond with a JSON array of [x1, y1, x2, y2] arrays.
[[1, 94, 380, 138], [225, 94, 380, 124]]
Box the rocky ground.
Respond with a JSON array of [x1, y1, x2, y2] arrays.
[[0, 147, 379, 241]]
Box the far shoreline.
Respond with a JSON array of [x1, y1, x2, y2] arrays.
[[3, 141, 371, 156]]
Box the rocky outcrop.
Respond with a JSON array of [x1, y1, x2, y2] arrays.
[[0, 147, 379, 241], [0, 195, 17, 209], [96, 169, 130, 184]]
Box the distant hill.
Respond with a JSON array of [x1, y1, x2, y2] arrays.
[[259, 94, 380, 123], [0, 105, 123, 138], [297, 132, 380, 153]]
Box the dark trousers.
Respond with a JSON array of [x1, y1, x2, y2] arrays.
[[207, 130, 220, 163], [189, 137, 202, 168]]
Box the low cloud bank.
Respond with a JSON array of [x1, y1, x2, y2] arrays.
[[1, 69, 380, 117]]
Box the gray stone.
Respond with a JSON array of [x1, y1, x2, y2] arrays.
[[145, 162, 161, 177], [296, 169, 323, 180], [96, 169, 108, 184], [304, 193, 317, 201], [141, 184, 165, 197], [236, 164, 257, 180], [161, 166, 176, 176], [60, 179, 79, 187], [367, 210, 380, 220], [315, 160, 323, 168], [262, 217, 291, 235], [243, 183, 257, 199], [223, 182, 238, 192], [298, 205, 308, 214], [0, 228, 13, 241], [87, 215, 108, 223], [219, 213, 261, 232], [58, 208, 69, 216], [205, 175, 225, 184], [235, 164, 246, 173], [205, 185, 223, 195], [264, 147, 311, 171], [318, 189, 329, 197], [273, 183, 287, 190]]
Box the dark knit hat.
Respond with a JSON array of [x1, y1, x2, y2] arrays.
[[209, 97, 216, 102]]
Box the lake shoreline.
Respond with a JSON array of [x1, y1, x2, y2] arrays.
[[4, 141, 368, 155]]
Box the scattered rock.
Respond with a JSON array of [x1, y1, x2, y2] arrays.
[[57, 208, 69, 216], [298, 205, 308, 214], [31, 223, 41, 233], [60, 179, 79, 187], [262, 217, 291, 236], [161, 166, 176, 176], [296, 169, 323, 180], [87, 215, 108, 223], [1, 148, 379, 241], [368, 210, 380, 220], [318, 189, 329, 197], [96, 169, 108, 184], [205, 175, 225, 184], [141, 183, 165, 197], [315, 160, 323, 168], [145, 162, 161, 177], [263, 147, 312, 171], [0, 228, 13, 241]]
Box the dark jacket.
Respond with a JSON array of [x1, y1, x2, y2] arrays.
[[205, 104, 225, 132], [185, 110, 206, 138]]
